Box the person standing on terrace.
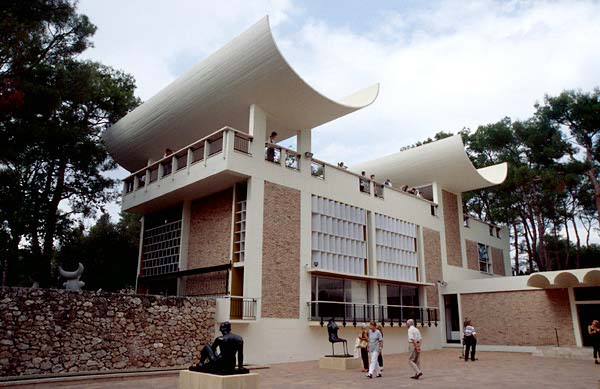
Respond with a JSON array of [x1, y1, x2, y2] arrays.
[[266, 131, 278, 162], [384, 179, 392, 187]]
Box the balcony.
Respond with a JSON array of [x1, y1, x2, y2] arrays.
[[308, 300, 439, 328], [216, 295, 258, 322]]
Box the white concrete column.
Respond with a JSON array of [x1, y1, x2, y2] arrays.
[[248, 104, 267, 159], [243, 177, 265, 318], [432, 182, 448, 278], [568, 287, 583, 347], [178, 200, 192, 295], [299, 190, 313, 320], [296, 128, 312, 176]]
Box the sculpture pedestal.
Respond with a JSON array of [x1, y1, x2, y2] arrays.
[[178, 370, 258, 389], [318, 356, 362, 370]]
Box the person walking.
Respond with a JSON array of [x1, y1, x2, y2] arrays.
[[463, 320, 477, 361], [357, 323, 369, 372], [589, 319, 600, 364], [407, 319, 423, 380], [366, 321, 383, 379], [376, 323, 384, 371]]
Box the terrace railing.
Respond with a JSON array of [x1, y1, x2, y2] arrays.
[[230, 296, 257, 320], [122, 126, 252, 195], [265, 142, 301, 171], [308, 300, 439, 328]]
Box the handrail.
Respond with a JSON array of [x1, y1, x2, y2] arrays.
[[124, 126, 251, 181], [264, 142, 301, 157], [308, 300, 435, 310]]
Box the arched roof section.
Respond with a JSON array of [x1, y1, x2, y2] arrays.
[[553, 272, 580, 288], [104, 16, 379, 172], [527, 274, 551, 288], [352, 135, 508, 193], [583, 269, 600, 286]]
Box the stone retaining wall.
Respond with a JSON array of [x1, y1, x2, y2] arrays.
[[0, 288, 215, 377]]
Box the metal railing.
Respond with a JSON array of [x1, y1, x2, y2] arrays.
[[230, 296, 257, 320], [311, 160, 325, 179], [122, 126, 252, 194], [374, 183, 384, 198], [359, 178, 371, 194], [308, 301, 439, 328]]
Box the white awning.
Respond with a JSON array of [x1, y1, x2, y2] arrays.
[[104, 16, 379, 172], [353, 135, 508, 193]]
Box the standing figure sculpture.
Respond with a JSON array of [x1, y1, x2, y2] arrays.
[[327, 318, 349, 356], [190, 321, 249, 375], [58, 263, 85, 291]]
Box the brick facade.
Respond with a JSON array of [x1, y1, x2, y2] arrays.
[[466, 240, 479, 271], [261, 181, 301, 318], [461, 289, 575, 346], [423, 227, 442, 308], [186, 188, 233, 295], [491, 247, 506, 276], [187, 188, 233, 269], [442, 190, 462, 267]]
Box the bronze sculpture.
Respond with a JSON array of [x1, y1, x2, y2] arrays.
[[327, 318, 350, 356], [190, 321, 249, 375]]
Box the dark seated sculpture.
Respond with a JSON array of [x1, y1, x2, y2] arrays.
[[189, 321, 249, 375], [326, 318, 350, 357]]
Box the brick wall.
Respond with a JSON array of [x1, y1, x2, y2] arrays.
[[186, 188, 233, 295], [461, 289, 575, 346], [187, 188, 233, 269], [423, 227, 442, 308], [491, 247, 506, 276], [442, 190, 462, 267], [466, 240, 479, 271], [261, 181, 301, 318], [0, 288, 215, 377]]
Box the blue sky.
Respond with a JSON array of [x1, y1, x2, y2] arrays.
[[76, 0, 600, 221]]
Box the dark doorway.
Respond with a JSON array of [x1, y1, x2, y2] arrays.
[[444, 294, 460, 343], [577, 304, 600, 347]]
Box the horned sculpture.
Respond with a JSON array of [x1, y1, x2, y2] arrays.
[[58, 263, 85, 291]]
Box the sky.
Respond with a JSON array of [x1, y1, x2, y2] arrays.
[[76, 0, 600, 221]]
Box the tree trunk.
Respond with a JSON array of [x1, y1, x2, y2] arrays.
[[584, 146, 600, 226], [569, 214, 581, 269], [40, 162, 66, 287]]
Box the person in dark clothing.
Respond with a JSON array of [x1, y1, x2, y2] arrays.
[[357, 323, 369, 372], [589, 319, 600, 364], [463, 320, 477, 361]]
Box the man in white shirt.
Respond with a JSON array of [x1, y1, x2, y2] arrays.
[[463, 320, 477, 361], [366, 321, 383, 378], [407, 319, 423, 379]]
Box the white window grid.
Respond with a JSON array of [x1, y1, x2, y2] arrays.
[[478, 243, 492, 274], [311, 196, 367, 275], [234, 200, 247, 262], [375, 213, 418, 282], [142, 219, 182, 276]]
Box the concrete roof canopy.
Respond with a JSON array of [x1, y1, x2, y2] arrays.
[[353, 135, 508, 193], [104, 16, 379, 172]]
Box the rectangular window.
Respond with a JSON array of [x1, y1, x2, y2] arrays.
[[378, 283, 420, 322], [374, 213, 419, 282], [311, 275, 368, 320], [478, 243, 491, 274], [141, 205, 183, 277]]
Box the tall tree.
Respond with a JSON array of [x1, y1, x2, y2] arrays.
[[0, 0, 140, 286]]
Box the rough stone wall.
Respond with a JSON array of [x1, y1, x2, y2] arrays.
[[0, 288, 215, 377], [423, 227, 442, 308], [186, 188, 233, 295], [261, 181, 301, 318], [442, 190, 462, 267], [461, 289, 575, 346], [491, 247, 506, 276], [466, 240, 479, 271]]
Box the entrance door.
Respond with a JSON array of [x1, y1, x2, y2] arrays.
[[444, 294, 460, 343], [575, 287, 600, 347]]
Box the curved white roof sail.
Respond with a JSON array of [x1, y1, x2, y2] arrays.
[[353, 135, 508, 193], [104, 16, 379, 172]]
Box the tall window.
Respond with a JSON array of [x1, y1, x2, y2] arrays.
[[375, 213, 418, 282], [142, 206, 183, 276], [478, 243, 491, 274], [311, 196, 367, 275], [310, 276, 368, 319], [378, 284, 420, 321]]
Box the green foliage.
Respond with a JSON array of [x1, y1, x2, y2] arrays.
[[0, 0, 141, 286], [56, 213, 140, 291]]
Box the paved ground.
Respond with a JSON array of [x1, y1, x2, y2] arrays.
[[6, 349, 599, 388]]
